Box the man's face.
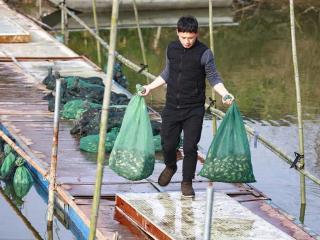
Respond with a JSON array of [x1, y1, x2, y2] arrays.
[[177, 31, 198, 48]]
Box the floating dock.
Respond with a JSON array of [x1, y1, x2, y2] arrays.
[[48, 0, 233, 12], [0, 1, 318, 239], [49, 8, 235, 30]]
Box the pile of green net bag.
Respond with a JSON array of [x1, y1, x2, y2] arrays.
[[79, 127, 120, 153], [109, 85, 155, 181], [199, 102, 256, 183], [61, 99, 101, 120], [13, 157, 34, 198], [0, 144, 16, 180], [0, 142, 34, 199]]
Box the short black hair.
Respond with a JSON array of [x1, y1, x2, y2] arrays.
[[177, 16, 198, 33]]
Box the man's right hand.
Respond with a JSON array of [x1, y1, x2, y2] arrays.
[[138, 76, 166, 96], [139, 85, 151, 96]]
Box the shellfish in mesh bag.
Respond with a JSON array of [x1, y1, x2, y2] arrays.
[[109, 85, 155, 181], [109, 149, 154, 180], [199, 102, 255, 183]]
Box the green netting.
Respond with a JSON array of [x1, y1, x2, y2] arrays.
[[79, 127, 120, 153], [13, 157, 34, 198], [0, 139, 5, 153], [61, 99, 101, 120], [4, 144, 12, 156], [0, 141, 5, 166], [199, 102, 256, 183], [70, 105, 126, 137], [64, 76, 104, 87], [109, 85, 155, 181], [0, 152, 16, 180]]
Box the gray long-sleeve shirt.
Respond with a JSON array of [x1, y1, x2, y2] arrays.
[[160, 48, 222, 86]]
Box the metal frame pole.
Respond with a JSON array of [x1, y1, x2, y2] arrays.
[[88, 0, 119, 239], [204, 1, 216, 239], [92, 0, 102, 66], [47, 71, 62, 227], [203, 184, 214, 240], [289, 0, 306, 222]]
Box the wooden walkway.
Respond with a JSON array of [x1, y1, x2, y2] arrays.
[[0, 1, 317, 239]]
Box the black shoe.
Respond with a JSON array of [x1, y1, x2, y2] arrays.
[[158, 166, 177, 186], [181, 181, 195, 197]]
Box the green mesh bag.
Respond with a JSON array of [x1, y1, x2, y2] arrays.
[[61, 99, 101, 120], [13, 157, 34, 198], [4, 144, 12, 156], [79, 127, 120, 153], [199, 102, 256, 183], [0, 152, 16, 180], [109, 85, 155, 181]]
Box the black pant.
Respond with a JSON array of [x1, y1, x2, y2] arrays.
[[161, 106, 205, 182]]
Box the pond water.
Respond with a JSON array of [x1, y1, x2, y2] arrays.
[[0, 180, 77, 239]]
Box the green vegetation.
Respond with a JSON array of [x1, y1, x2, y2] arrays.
[[67, 3, 320, 121]]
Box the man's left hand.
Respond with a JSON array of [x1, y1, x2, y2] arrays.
[[222, 93, 234, 105]]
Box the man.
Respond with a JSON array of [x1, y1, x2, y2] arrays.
[[141, 16, 234, 197]]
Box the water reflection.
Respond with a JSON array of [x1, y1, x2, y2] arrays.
[[0, 182, 43, 239]]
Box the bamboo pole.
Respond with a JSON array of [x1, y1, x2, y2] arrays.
[[92, 0, 102, 67], [132, 0, 148, 82], [153, 26, 162, 49], [88, 0, 119, 239], [209, 0, 217, 135], [289, 0, 306, 222], [0, 129, 47, 177], [37, 0, 42, 19], [47, 72, 62, 227], [64, 3, 69, 45], [60, 1, 65, 42], [60, 5, 156, 81]]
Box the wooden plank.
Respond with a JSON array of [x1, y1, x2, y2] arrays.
[[241, 201, 315, 240], [0, 17, 31, 43], [115, 196, 170, 240], [61, 183, 159, 197], [77, 203, 143, 239]]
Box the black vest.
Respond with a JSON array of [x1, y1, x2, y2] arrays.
[[166, 39, 208, 109]]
